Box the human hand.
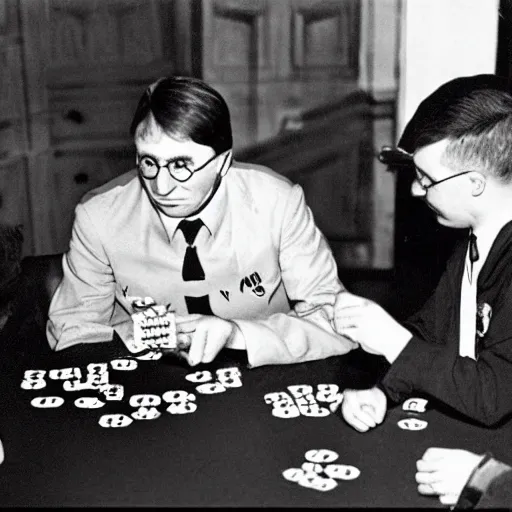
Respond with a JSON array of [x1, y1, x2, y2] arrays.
[[172, 314, 237, 366], [333, 292, 412, 363], [341, 387, 387, 432], [416, 447, 485, 505]]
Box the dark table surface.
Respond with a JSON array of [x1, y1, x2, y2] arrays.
[[1, 319, 512, 508]]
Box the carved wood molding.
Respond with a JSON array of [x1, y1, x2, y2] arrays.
[[291, 0, 359, 77]]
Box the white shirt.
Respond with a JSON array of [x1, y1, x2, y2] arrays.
[[47, 161, 357, 367], [459, 222, 510, 358]]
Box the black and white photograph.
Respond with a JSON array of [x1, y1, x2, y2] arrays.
[[0, 0, 511, 508]]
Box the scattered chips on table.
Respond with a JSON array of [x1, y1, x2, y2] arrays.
[[283, 449, 360, 492]]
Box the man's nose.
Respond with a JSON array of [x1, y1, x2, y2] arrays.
[[154, 168, 176, 195], [411, 179, 426, 198]]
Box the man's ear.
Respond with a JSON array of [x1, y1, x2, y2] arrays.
[[219, 150, 233, 177], [470, 172, 486, 197]]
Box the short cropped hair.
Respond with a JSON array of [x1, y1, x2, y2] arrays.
[[398, 74, 512, 181], [130, 76, 233, 155], [441, 90, 512, 181]]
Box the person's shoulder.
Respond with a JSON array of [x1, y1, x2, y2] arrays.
[[231, 160, 294, 193], [78, 169, 140, 211]]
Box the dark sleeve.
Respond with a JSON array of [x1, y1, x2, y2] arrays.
[[476, 468, 512, 509], [381, 255, 512, 426], [455, 453, 512, 509]]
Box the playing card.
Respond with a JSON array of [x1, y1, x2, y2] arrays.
[[129, 394, 161, 407], [195, 382, 226, 394], [328, 393, 344, 413], [21, 370, 47, 390], [135, 351, 163, 361], [323, 464, 360, 480], [87, 363, 108, 375], [23, 370, 46, 381], [295, 393, 317, 406], [297, 472, 338, 492], [287, 385, 314, 399], [397, 418, 428, 431], [216, 367, 241, 377], [120, 336, 152, 354], [301, 462, 323, 474], [298, 405, 330, 417], [162, 390, 196, 403], [110, 359, 138, 371], [131, 406, 161, 420], [132, 304, 177, 351], [271, 404, 301, 419], [282, 467, 304, 483], [264, 391, 294, 405], [315, 384, 340, 402], [21, 379, 46, 390], [402, 397, 428, 413], [166, 401, 198, 414], [63, 371, 109, 391], [49, 368, 82, 380], [304, 449, 339, 464], [99, 384, 124, 401], [185, 370, 213, 383], [215, 368, 243, 388], [98, 414, 133, 428], [74, 397, 105, 409], [30, 396, 65, 408]]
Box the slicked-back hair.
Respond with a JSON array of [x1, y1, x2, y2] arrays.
[[130, 76, 233, 155]]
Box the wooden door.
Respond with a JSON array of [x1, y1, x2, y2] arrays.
[[201, 0, 360, 150], [0, 0, 33, 256], [20, 0, 193, 255]]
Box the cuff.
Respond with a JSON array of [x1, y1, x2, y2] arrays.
[[455, 452, 495, 509]]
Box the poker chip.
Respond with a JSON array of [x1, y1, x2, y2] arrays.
[[283, 449, 360, 492]]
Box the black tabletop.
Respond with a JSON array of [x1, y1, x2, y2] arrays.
[[0, 322, 511, 508]]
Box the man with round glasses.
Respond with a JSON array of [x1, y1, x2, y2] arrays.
[[331, 74, 512, 432], [46, 76, 356, 367]]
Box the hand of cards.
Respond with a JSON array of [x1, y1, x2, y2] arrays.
[[125, 297, 179, 354]]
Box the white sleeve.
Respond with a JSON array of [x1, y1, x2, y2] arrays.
[[46, 202, 117, 350], [231, 184, 357, 367]]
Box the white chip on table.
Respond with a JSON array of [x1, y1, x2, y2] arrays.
[[298, 472, 338, 492], [31, 396, 65, 408], [131, 406, 161, 420], [110, 359, 138, 371], [282, 467, 305, 482], [185, 370, 213, 383], [129, 394, 161, 407], [397, 418, 428, 430], [402, 397, 428, 413], [324, 464, 360, 480], [74, 397, 105, 409], [195, 382, 226, 394], [304, 449, 339, 464], [98, 414, 133, 428]]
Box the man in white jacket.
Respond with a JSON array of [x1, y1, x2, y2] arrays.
[[47, 75, 356, 368]]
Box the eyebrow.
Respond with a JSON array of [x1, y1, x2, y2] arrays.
[[138, 153, 193, 163]]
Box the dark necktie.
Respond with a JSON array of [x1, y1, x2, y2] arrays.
[[468, 231, 479, 284], [178, 219, 205, 281]]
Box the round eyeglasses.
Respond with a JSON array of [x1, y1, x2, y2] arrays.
[[137, 151, 229, 183]]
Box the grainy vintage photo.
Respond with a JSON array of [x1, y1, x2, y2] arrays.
[[0, 0, 511, 508]]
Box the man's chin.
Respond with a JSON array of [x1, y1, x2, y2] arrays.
[[156, 203, 192, 218]]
